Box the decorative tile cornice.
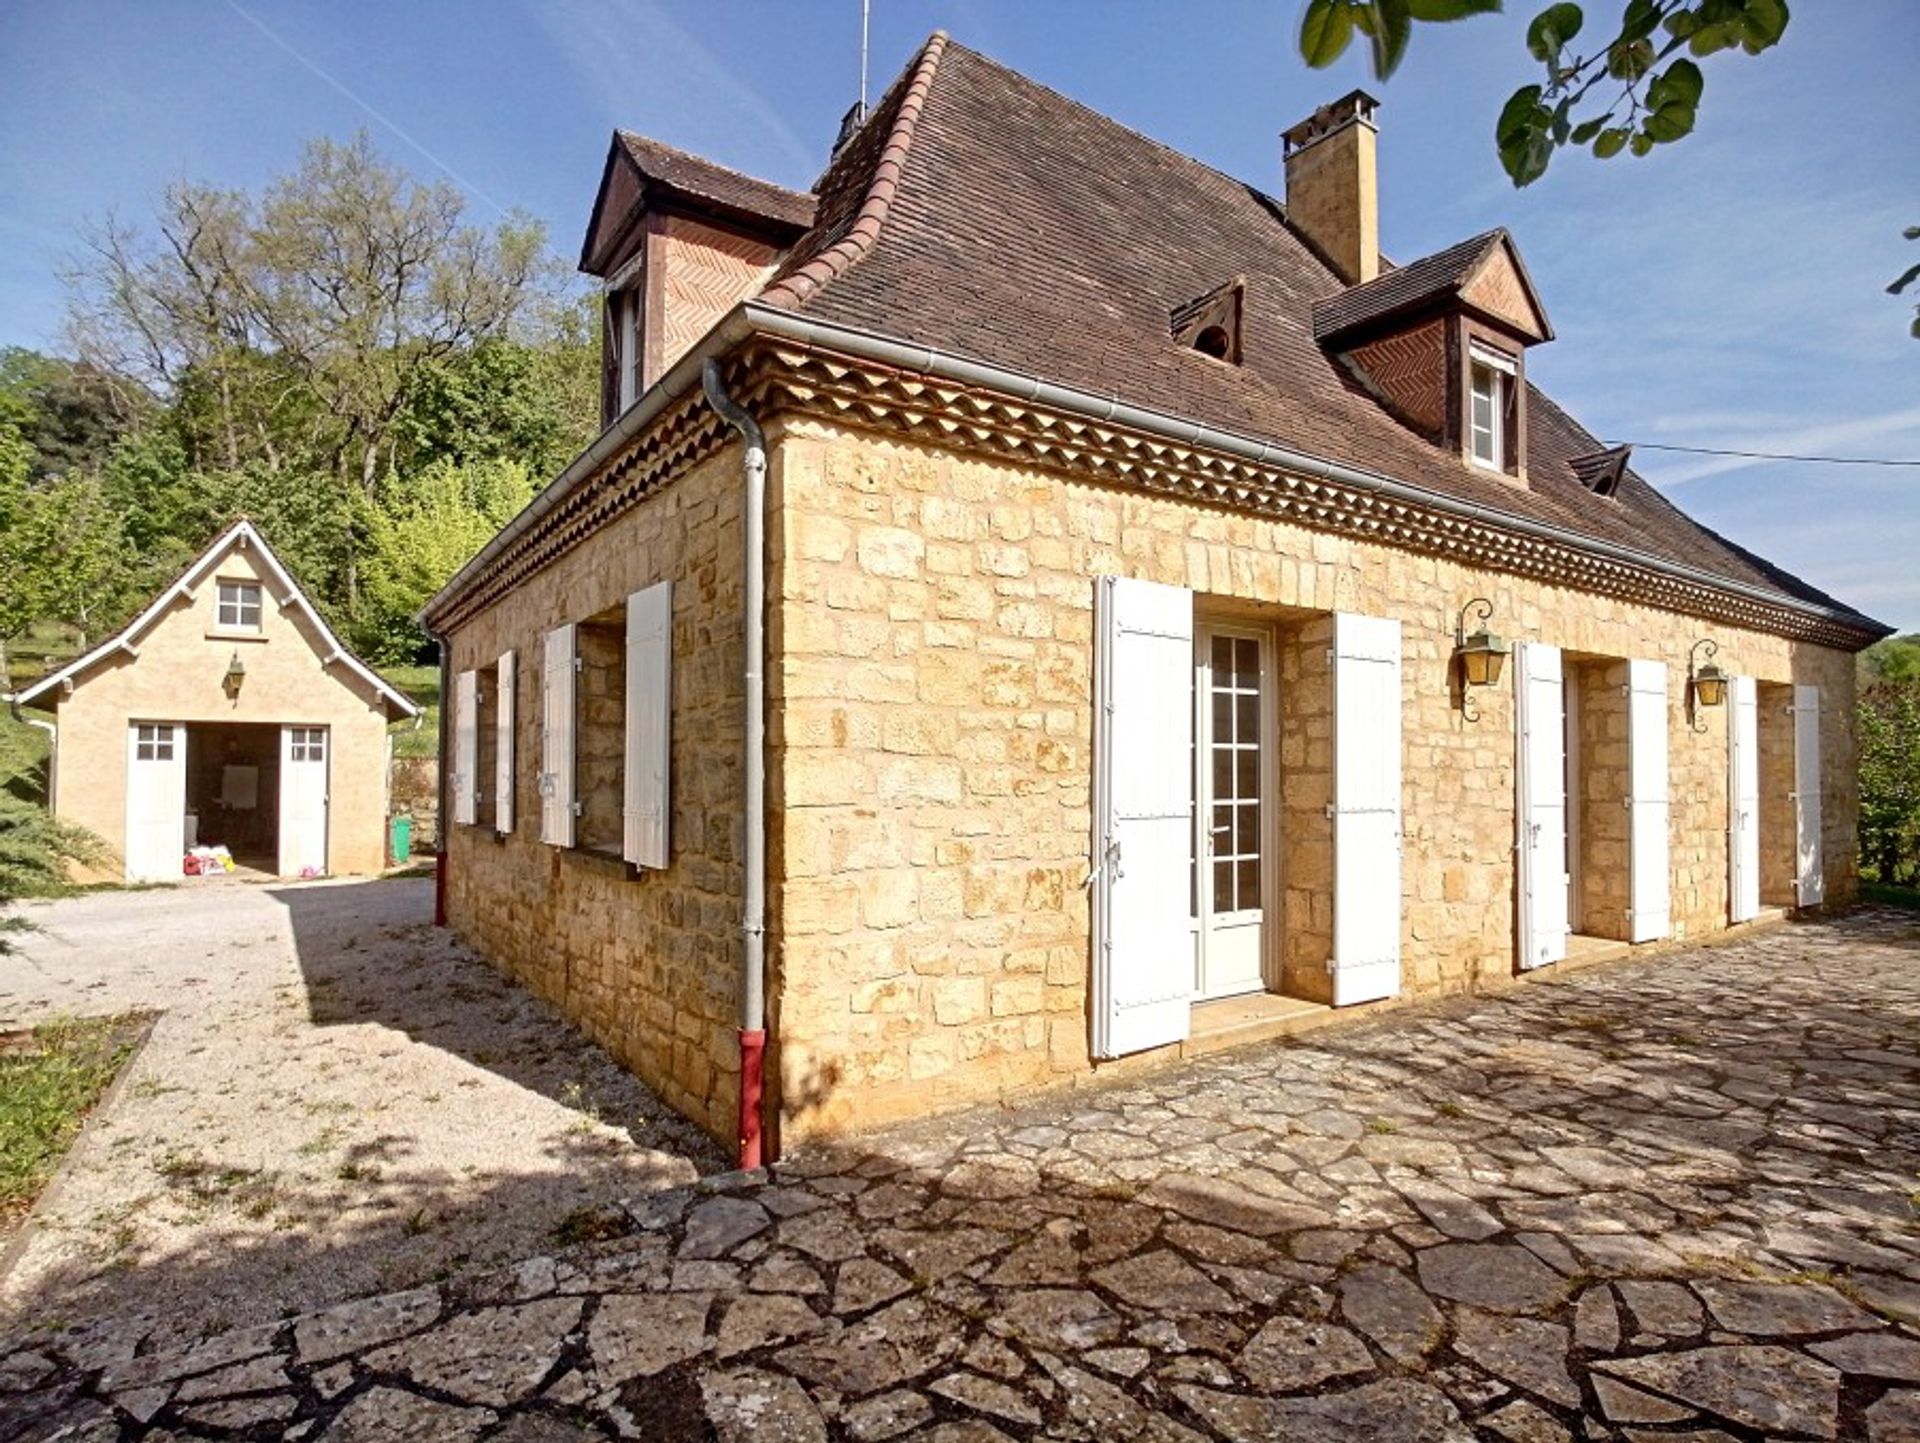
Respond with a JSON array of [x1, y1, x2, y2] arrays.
[[433, 340, 1880, 651]]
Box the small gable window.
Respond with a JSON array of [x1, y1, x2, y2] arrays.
[[1467, 342, 1516, 472], [1171, 278, 1245, 366], [217, 580, 263, 631]]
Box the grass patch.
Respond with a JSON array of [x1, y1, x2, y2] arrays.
[[0, 1013, 149, 1225], [1861, 881, 1920, 911], [382, 664, 440, 761]]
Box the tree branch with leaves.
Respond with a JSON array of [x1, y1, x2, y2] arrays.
[[1297, 0, 1791, 185]]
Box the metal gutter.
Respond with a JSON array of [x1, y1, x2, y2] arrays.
[[701, 360, 771, 1172]]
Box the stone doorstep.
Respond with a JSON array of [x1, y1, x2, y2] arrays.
[[1182, 992, 1333, 1059]]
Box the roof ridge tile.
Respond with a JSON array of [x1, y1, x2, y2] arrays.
[[761, 33, 948, 309]]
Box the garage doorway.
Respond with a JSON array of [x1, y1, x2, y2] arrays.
[[124, 721, 329, 881], [186, 723, 282, 873]]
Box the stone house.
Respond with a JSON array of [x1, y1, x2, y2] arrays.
[[12, 520, 418, 881], [420, 36, 1888, 1158]]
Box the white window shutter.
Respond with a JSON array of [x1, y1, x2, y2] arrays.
[[1627, 659, 1671, 942], [1728, 675, 1759, 922], [1515, 642, 1568, 969], [1092, 576, 1194, 1058], [541, 624, 577, 848], [495, 649, 516, 835], [452, 669, 478, 827], [1331, 613, 1403, 1004], [623, 582, 672, 869], [1793, 684, 1824, 906]]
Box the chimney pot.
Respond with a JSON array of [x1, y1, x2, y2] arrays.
[[1283, 90, 1381, 286]]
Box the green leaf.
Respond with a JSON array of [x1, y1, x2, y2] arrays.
[[1368, 0, 1415, 78], [1619, 0, 1663, 41], [1740, 0, 1790, 48], [1664, 9, 1701, 39], [1607, 36, 1656, 79], [1643, 102, 1697, 142], [1592, 126, 1630, 158], [1887, 261, 1920, 298], [1569, 116, 1607, 144], [1660, 58, 1705, 105], [1299, 0, 1356, 68], [1550, 97, 1573, 144], [1406, 0, 1502, 17], [1525, 2, 1583, 60], [1630, 131, 1655, 156], [1497, 83, 1547, 143]]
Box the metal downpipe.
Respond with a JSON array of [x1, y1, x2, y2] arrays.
[[702, 359, 770, 1171]]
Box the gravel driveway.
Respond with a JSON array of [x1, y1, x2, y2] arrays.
[[0, 878, 719, 1354]]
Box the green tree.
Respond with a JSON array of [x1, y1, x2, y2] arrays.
[[358, 457, 536, 662], [1296, 0, 1791, 185], [0, 797, 103, 955], [1861, 632, 1920, 689], [65, 131, 570, 610], [1859, 681, 1920, 887]]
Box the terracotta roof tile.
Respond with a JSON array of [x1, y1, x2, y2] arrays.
[[762, 37, 1876, 632], [1313, 230, 1503, 341], [615, 131, 816, 232]]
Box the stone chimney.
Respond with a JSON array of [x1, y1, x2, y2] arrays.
[[1282, 90, 1381, 286]]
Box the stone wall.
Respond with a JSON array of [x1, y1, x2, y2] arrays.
[[441, 446, 748, 1145], [1276, 616, 1333, 1003], [767, 419, 1860, 1140], [1574, 658, 1631, 941], [1758, 681, 1800, 906]]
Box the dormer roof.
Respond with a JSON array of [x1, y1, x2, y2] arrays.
[[1314, 228, 1553, 346], [579, 132, 816, 275]]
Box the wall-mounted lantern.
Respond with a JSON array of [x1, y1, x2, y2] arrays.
[[224, 651, 247, 700], [1453, 597, 1510, 723], [1687, 638, 1726, 732]]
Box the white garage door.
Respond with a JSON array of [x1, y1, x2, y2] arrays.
[[278, 725, 330, 877], [125, 722, 186, 882]]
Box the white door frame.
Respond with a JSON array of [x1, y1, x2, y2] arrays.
[[1190, 620, 1277, 1002]]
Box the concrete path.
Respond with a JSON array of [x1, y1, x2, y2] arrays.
[[0, 879, 719, 1354], [4, 908, 1919, 1441]]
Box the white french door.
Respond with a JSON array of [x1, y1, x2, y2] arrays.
[[125, 723, 186, 882], [278, 725, 330, 877], [1191, 625, 1271, 1001]]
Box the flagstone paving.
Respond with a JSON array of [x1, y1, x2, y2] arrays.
[[5, 908, 1918, 1441]]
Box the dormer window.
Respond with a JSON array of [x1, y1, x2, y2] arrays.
[[1171, 278, 1245, 365], [217, 580, 263, 632], [1468, 341, 1516, 473]]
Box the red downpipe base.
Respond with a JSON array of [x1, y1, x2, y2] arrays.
[[738, 1028, 767, 1171], [434, 849, 448, 927]]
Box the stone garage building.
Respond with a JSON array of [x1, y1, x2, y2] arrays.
[[421, 36, 1888, 1156], [13, 520, 418, 882]]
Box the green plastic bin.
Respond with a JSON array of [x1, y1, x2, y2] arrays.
[[390, 814, 414, 865]]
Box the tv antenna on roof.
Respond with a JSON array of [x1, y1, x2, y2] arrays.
[[835, 0, 872, 154], [860, 0, 871, 112]]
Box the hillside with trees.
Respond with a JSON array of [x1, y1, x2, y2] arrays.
[[2, 131, 595, 697]]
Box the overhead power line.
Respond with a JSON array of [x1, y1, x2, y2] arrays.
[[1609, 441, 1920, 468]]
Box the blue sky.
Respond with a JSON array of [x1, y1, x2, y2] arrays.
[[2, 1, 1915, 629]]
